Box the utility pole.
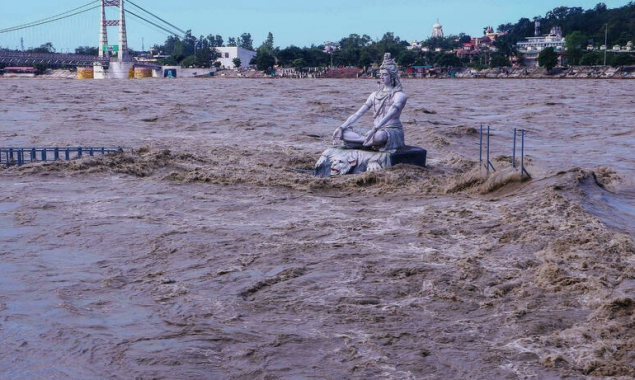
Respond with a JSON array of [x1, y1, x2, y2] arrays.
[[604, 23, 608, 66]]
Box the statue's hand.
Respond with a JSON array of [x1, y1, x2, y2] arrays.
[[332, 126, 344, 143], [363, 129, 376, 146]]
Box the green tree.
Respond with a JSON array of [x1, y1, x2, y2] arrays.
[[358, 51, 372, 68], [182, 30, 197, 57], [376, 32, 407, 59], [579, 51, 601, 65], [565, 30, 588, 65], [292, 58, 307, 71], [277, 46, 300, 66], [238, 33, 253, 50], [435, 53, 462, 67], [396, 49, 418, 67], [538, 47, 558, 71], [158, 56, 178, 66], [489, 52, 511, 67], [302, 48, 330, 67], [75, 46, 98, 55], [232, 57, 242, 68], [227, 37, 237, 47], [493, 34, 517, 59], [181, 55, 197, 67], [194, 35, 218, 67], [610, 53, 635, 67], [265, 32, 274, 50], [253, 48, 276, 71], [29, 42, 55, 53]]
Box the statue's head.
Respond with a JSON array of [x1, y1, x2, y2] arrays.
[[330, 155, 357, 175], [379, 53, 402, 91]]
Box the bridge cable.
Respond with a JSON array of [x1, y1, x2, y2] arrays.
[[125, 10, 184, 38], [127, 0, 187, 35], [0, 1, 101, 34]]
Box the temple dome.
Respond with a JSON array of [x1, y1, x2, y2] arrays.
[[431, 19, 444, 38]]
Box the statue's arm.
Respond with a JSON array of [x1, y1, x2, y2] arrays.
[[341, 94, 373, 129], [332, 94, 373, 141]]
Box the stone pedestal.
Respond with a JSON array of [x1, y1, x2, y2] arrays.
[[314, 145, 426, 177], [391, 145, 427, 167]]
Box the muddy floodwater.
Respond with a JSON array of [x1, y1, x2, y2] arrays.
[[1, 77, 635, 380]]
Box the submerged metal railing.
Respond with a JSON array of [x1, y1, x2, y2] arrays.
[[1, 146, 133, 167], [479, 125, 531, 180], [479, 125, 496, 173], [512, 128, 531, 180]]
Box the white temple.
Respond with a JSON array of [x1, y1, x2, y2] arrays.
[[432, 19, 444, 38]]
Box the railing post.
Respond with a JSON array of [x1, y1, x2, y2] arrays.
[[65, 148, 70, 160], [42, 148, 47, 161], [17, 150, 24, 166], [479, 124, 483, 169], [521, 129, 525, 180], [77, 147, 82, 158], [512, 128, 517, 168], [54, 147, 59, 161], [486, 126, 491, 173], [521, 129, 531, 181]]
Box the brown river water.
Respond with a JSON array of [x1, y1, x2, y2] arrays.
[[1, 77, 635, 379]]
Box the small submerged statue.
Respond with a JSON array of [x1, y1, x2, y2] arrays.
[[314, 53, 425, 177]]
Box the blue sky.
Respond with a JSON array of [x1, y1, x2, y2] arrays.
[[0, 0, 630, 51]]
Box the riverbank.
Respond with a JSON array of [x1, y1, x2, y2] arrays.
[[9, 64, 635, 80], [452, 65, 635, 79]]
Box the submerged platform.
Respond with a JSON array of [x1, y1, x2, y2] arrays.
[[314, 145, 426, 177]]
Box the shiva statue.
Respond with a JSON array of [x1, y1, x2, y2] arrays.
[[314, 53, 424, 177], [332, 53, 407, 152]]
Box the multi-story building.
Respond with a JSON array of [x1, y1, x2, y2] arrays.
[[214, 47, 257, 69], [516, 22, 566, 67]]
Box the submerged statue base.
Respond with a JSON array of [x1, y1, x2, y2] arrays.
[[313, 145, 426, 177]]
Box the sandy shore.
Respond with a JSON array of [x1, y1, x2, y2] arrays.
[[1, 77, 634, 379]]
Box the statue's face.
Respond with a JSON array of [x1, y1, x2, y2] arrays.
[[379, 69, 392, 86], [330, 156, 357, 175]]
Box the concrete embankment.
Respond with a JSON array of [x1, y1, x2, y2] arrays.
[[452, 65, 635, 79], [33, 65, 635, 79]]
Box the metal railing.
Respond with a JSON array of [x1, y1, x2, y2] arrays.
[[1, 146, 133, 167], [513, 128, 531, 180], [479, 125, 496, 173], [479, 125, 531, 180]]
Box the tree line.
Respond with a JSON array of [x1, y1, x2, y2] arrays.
[[148, 2, 635, 70], [3, 2, 634, 70]]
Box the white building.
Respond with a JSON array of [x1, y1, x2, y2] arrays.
[[215, 47, 257, 69], [516, 25, 566, 67], [432, 19, 444, 38]]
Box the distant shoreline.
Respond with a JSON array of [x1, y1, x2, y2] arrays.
[[3, 65, 634, 79]]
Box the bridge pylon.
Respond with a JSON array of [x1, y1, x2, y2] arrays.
[[96, 0, 132, 79]]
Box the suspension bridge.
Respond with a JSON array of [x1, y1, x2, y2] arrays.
[[0, 0, 186, 77]]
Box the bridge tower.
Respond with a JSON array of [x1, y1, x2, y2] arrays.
[[99, 0, 128, 61], [96, 0, 131, 78]]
